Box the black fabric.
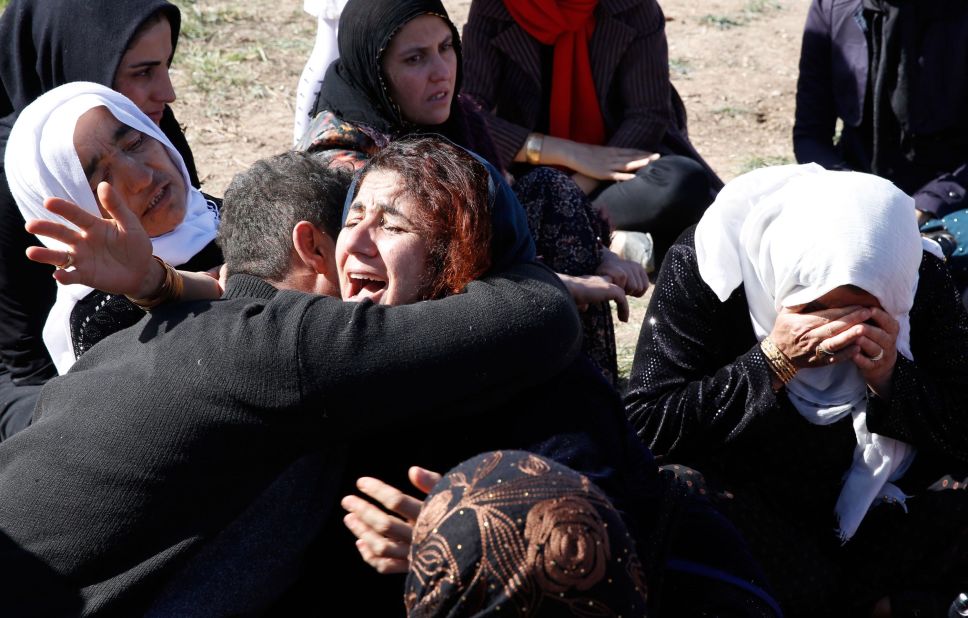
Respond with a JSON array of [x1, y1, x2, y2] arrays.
[[0, 0, 200, 395], [625, 229, 968, 615], [593, 155, 712, 265], [0, 266, 581, 614], [68, 239, 222, 363], [312, 0, 501, 167]]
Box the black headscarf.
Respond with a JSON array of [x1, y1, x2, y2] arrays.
[[313, 0, 501, 168], [0, 0, 198, 186]]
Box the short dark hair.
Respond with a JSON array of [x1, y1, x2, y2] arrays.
[[355, 136, 492, 299], [218, 151, 351, 280]]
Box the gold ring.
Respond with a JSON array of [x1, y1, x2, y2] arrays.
[[56, 251, 74, 270], [869, 349, 884, 362], [816, 344, 836, 357]]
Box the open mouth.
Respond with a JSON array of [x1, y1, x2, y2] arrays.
[[346, 273, 388, 301], [145, 183, 169, 213], [428, 90, 449, 103]]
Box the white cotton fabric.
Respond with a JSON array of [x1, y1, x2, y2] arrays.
[[5, 82, 218, 375], [694, 163, 935, 541]]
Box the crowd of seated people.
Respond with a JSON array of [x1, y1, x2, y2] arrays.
[[0, 0, 966, 616]]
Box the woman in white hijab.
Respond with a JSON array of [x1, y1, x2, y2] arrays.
[[625, 163, 968, 616], [5, 82, 221, 374]]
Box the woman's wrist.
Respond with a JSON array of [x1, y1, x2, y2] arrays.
[[760, 336, 797, 387], [127, 256, 184, 311]]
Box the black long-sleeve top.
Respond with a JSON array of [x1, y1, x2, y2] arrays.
[[625, 229, 968, 506]]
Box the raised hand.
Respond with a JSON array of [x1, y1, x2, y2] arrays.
[[24, 181, 161, 297], [341, 466, 442, 575]]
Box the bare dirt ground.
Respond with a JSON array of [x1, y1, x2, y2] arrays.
[[168, 0, 810, 377]]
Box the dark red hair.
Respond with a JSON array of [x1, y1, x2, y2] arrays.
[[356, 136, 492, 299]]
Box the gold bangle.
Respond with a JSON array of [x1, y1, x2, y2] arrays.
[[760, 337, 797, 384], [525, 133, 544, 165], [127, 256, 184, 311]]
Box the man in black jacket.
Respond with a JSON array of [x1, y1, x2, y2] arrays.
[[0, 151, 581, 615]]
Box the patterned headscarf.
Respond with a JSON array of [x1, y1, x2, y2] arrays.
[[405, 450, 648, 617]]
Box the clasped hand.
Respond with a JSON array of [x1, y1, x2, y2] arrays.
[[769, 304, 899, 396]]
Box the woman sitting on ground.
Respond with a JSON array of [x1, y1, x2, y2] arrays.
[[6, 82, 221, 375], [460, 0, 722, 263], [0, 0, 203, 437], [298, 0, 648, 384], [624, 163, 968, 616]]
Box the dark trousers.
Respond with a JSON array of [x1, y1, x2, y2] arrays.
[[593, 155, 713, 265]]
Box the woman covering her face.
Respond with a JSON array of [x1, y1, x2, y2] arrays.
[[299, 0, 650, 385], [0, 0, 199, 436], [625, 163, 968, 615], [6, 82, 220, 375]]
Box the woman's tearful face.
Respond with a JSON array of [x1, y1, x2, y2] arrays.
[[336, 169, 430, 305]]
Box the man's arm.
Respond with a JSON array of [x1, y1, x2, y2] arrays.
[[297, 262, 582, 432]]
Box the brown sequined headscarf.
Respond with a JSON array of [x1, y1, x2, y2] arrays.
[[405, 450, 649, 617]]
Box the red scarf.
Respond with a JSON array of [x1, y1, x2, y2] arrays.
[[503, 0, 606, 145]]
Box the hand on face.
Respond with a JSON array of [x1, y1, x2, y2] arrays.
[[769, 285, 899, 394]]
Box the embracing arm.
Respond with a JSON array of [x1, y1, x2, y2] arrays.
[[299, 262, 582, 432], [865, 254, 968, 462], [793, 0, 849, 169], [623, 239, 779, 460]]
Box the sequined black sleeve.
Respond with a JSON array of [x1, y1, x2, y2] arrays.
[[866, 252, 968, 463], [624, 230, 780, 460]]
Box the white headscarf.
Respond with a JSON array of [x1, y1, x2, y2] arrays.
[[694, 163, 940, 541], [5, 82, 219, 374]]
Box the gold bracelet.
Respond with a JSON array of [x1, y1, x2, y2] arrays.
[[760, 337, 797, 384], [127, 256, 184, 311], [525, 133, 544, 165]]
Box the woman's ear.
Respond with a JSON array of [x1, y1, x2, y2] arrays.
[[292, 220, 336, 277]]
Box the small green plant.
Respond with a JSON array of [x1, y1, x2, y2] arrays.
[[745, 0, 782, 14], [740, 155, 794, 173], [669, 57, 692, 78], [700, 14, 745, 29], [713, 105, 751, 118]]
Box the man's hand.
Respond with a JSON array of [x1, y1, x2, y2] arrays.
[[341, 466, 442, 575]]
